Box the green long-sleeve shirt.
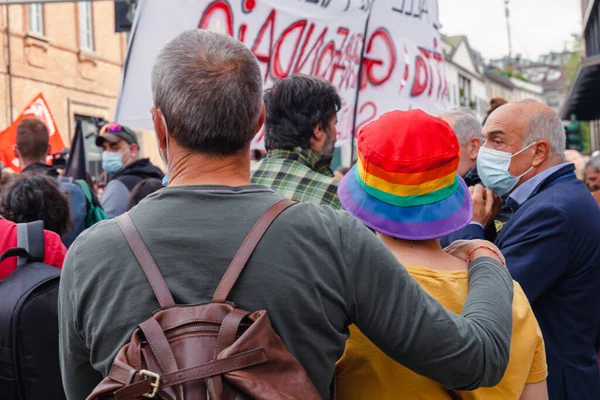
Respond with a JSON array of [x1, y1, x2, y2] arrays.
[[59, 185, 513, 399]]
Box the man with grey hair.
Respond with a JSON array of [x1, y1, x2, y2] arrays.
[[439, 110, 500, 248], [585, 155, 600, 192], [441, 109, 484, 186], [58, 30, 514, 399], [469, 100, 600, 400]]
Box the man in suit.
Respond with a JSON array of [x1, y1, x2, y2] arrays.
[[471, 100, 600, 400]]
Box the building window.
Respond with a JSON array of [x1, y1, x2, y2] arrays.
[[458, 75, 472, 107], [79, 1, 94, 51], [29, 3, 44, 35], [75, 115, 104, 179]]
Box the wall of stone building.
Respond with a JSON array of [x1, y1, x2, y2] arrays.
[[0, 2, 126, 144]]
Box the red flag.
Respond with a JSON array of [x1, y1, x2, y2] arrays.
[[0, 93, 66, 172]]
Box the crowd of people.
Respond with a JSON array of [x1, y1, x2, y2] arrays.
[[0, 29, 598, 400]]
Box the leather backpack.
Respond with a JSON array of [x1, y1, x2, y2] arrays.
[[87, 199, 321, 400]]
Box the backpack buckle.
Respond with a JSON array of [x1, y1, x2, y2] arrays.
[[139, 369, 161, 398]]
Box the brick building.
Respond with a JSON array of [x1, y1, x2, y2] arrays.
[[0, 2, 133, 176]]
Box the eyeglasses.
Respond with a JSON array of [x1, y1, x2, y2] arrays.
[[101, 123, 123, 135]]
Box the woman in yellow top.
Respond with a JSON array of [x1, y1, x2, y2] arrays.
[[336, 109, 548, 400]]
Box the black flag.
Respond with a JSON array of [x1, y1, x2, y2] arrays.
[[65, 120, 87, 181]]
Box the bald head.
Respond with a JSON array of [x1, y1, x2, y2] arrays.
[[484, 100, 565, 159]]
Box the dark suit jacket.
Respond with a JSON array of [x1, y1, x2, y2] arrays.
[[462, 165, 481, 187], [448, 164, 600, 399]]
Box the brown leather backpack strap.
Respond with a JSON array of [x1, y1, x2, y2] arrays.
[[214, 309, 251, 358], [212, 199, 296, 303], [139, 319, 179, 374], [207, 309, 252, 400], [113, 349, 267, 400], [117, 213, 176, 309]]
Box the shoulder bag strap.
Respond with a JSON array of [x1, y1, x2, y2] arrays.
[[116, 213, 176, 309], [75, 179, 93, 203], [212, 199, 296, 303], [16, 221, 44, 266]]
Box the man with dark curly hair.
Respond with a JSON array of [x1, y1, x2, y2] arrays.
[[251, 74, 342, 209]]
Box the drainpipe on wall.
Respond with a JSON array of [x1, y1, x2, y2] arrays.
[[5, 4, 13, 123]]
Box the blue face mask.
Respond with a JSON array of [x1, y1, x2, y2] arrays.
[[102, 151, 126, 174], [477, 142, 536, 196]]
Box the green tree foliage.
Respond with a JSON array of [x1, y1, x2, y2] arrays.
[[565, 34, 583, 85]]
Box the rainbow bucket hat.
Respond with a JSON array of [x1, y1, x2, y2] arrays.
[[338, 109, 473, 240]]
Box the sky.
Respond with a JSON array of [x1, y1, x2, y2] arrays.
[[438, 0, 583, 61]]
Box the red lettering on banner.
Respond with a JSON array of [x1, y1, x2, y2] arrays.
[[196, 1, 448, 148], [346, 33, 363, 63], [409, 42, 446, 100], [411, 55, 428, 97], [363, 28, 396, 86], [433, 52, 445, 101], [399, 43, 410, 93], [328, 27, 349, 84], [418, 48, 435, 96], [294, 23, 327, 75], [316, 41, 335, 78], [242, 0, 256, 13], [198, 0, 234, 36], [239, 24, 247, 43], [272, 20, 308, 80], [338, 63, 355, 91], [251, 10, 277, 81]]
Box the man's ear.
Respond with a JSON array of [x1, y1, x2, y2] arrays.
[[313, 122, 326, 141], [150, 107, 167, 148], [13, 145, 19, 160], [468, 137, 481, 161], [130, 143, 140, 156], [532, 140, 549, 167]]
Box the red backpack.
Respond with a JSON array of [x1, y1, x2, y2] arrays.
[[88, 199, 321, 399]]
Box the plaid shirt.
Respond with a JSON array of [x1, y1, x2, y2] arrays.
[[251, 148, 342, 209]]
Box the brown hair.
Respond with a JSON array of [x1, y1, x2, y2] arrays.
[[16, 118, 50, 162], [488, 97, 508, 113]]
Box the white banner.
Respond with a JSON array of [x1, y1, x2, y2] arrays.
[[115, 0, 446, 149], [356, 0, 446, 132]]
